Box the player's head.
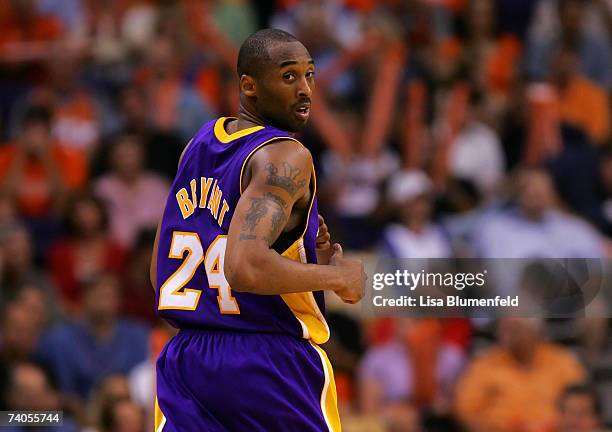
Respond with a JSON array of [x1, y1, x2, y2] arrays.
[[237, 29, 314, 133]]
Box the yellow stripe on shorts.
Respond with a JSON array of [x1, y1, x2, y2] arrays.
[[310, 342, 342, 432], [154, 397, 167, 432]]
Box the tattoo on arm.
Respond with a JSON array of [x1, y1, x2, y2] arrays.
[[265, 162, 307, 197], [239, 192, 288, 243]]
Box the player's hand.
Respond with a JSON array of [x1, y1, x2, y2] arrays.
[[316, 214, 333, 264], [316, 214, 331, 250], [329, 243, 365, 304]]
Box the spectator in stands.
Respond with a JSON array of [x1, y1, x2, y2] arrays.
[[556, 383, 602, 432], [317, 108, 400, 249], [455, 318, 585, 432], [37, 0, 85, 39], [0, 302, 43, 368], [447, 90, 505, 196], [90, 86, 184, 181], [112, 86, 183, 180], [525, 0, 612, 90], [0, 106, 87, 219], [37, 274, 149, 400], [454, 0, 523, 105], [47, 192, 125, 314], [545, 125, 601, 230], [0, 301, 46, 410], [88, 374, 132, 431], [134, 36, 214, 141], [474, 168, 603, 258], [13, 285, 55, 328], [550, 46, 610, 145], [438, 178, 483, 257], [0, 222, 58, 314], [2, 362, 79, 432], [379, 170, 451, 258], [87, 1, 159, 67], [120, 230, 157, 325], [9, 41, 110, 158], [0, 0, 64, 61], [359, 318, 465, 421], [94, 133, 169, 249], [101, 397, 145, 432], [4, 362, 58, 410]]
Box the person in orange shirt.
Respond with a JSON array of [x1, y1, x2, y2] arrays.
[[454, 318, 586, 432], [133, 36, 214, 141], [0, 0, 63, 62], [436, 0, 522, 107], [0, 106, 87, 218], [8, 41, 104, 158], [551, 47, 610, 145]]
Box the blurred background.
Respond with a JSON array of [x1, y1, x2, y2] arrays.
[[0, 0, 611, 431]]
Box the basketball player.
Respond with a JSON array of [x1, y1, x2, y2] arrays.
[[151, 29, 365, 431]]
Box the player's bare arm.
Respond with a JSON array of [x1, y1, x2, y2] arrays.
[[225, 139, 364, 301]]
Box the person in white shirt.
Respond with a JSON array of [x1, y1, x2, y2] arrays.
[[474, 168, 603, 259], [379, 170, 452, 259]]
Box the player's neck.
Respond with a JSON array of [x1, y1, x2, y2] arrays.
[[232, 104, 267, 132]]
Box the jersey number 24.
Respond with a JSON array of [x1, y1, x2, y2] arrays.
[[158, 231, 240, 314]]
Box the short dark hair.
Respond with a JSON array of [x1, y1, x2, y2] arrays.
[[559, 383, 602, 417], [237, 28, 299, 78], [22, 106, 52, 129], [63, 191, 110, 237], [82, 272, 120, 295]]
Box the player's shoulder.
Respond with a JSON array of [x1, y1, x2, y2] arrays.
[[247, 138, 313, 184], [252, 137, 313, 166], [241, 137, 313, 194]]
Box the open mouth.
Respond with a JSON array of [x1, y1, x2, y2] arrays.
[[294, 103, 310, 120]]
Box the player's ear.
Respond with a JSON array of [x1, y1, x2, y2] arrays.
[[240, 75, 257, 97]]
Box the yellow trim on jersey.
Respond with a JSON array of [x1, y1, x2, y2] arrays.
[[310, 343, 342, 432], [280, 239, 330, 344], [154, 397, 167, 432], [280, 161, 330, 344], [214, 117, 264, 143]]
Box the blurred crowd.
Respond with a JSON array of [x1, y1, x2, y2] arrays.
[[0, 0, 611, 431]]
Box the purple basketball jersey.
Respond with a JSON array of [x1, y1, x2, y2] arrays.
[[155, 117, 329, 344]]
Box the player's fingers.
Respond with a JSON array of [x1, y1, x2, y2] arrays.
[[317, 220, 328, 236], [316, 232, 330, 244], [331, 243, 343, 258], [316, 241, 331, 251]]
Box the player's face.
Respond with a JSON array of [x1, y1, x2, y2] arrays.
[[255, 42, 315, 132]]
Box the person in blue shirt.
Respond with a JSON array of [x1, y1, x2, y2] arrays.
[[37, 273, 149, 400]]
